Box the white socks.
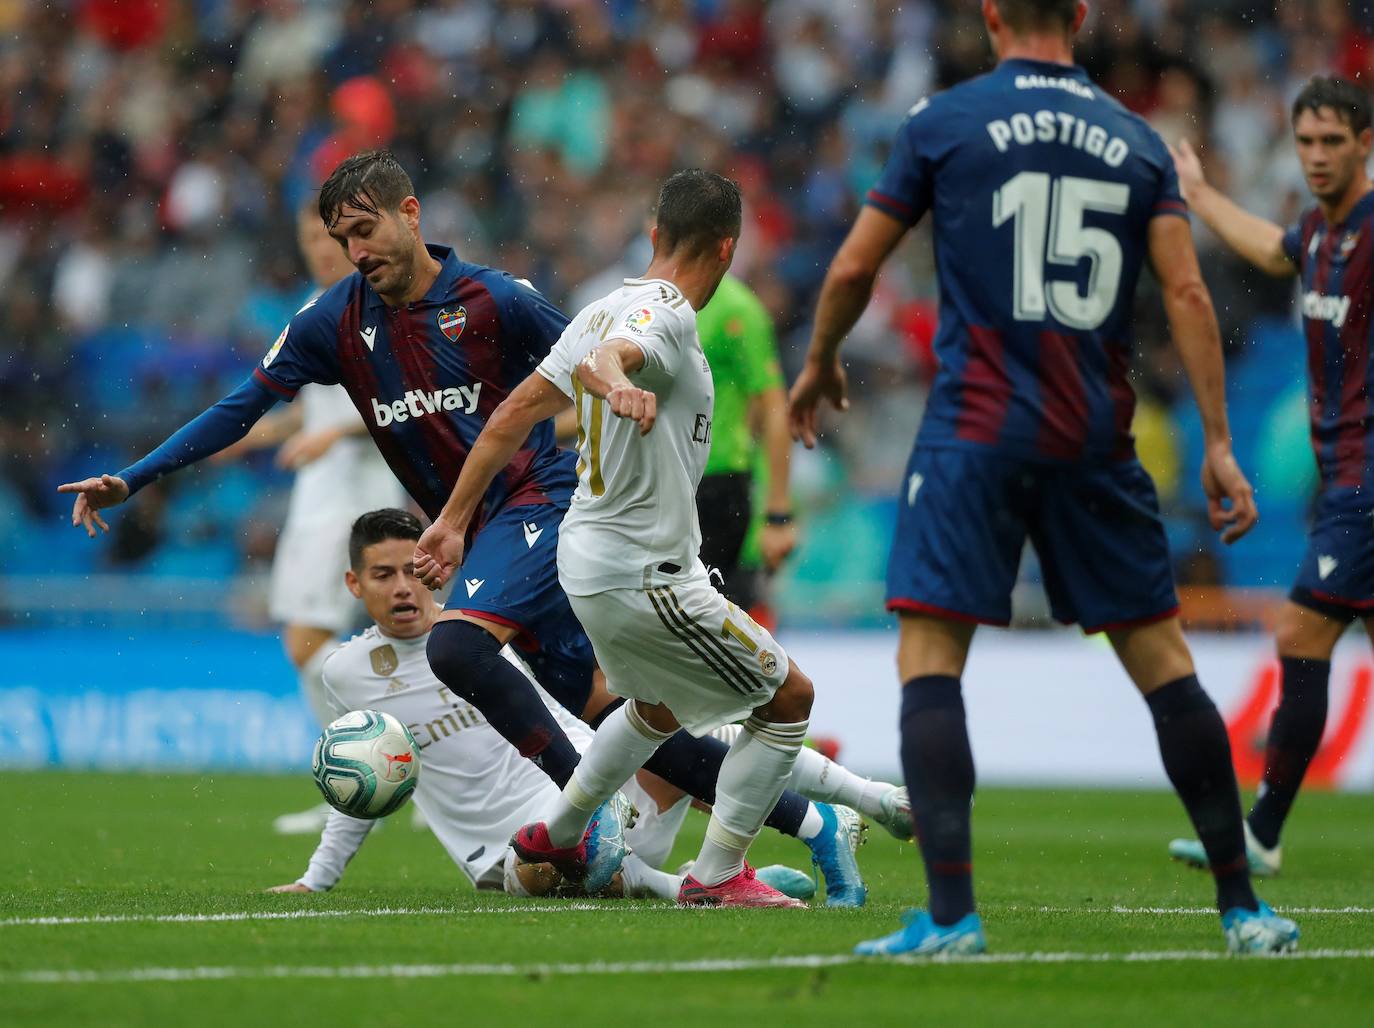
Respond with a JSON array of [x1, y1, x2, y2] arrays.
[[624, 793, 692, 870], [619, 854, 682, 899], [711, 721, 895, 820], [691, 716, 808, 886], [546, 703, 673, 848]]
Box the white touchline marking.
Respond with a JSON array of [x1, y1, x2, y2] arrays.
[[6, 949, 1374, 985], [0, 904, 647, 928], [4, 905, 1371, 929]]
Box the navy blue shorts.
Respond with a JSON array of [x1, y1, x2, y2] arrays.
[[447, 498, 596, 712], [1289, 488, 1374, 622], [886, 446, 1179, 633]]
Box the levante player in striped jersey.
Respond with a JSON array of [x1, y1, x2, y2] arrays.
[[1167, 76, 1374, 877], [790, 0, 1297, 955]]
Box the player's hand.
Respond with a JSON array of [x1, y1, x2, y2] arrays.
[[277, 427, 343, 470], [57, 474, 130, 537], [760, 522, 797, 571], [414, 518, 466, 591], [1201, 442, 1258, 545], [606, 383, 657, 435], [265, 882, 313, 893], [1167, 138, 1207, 203], [788, 358, 849, 448]]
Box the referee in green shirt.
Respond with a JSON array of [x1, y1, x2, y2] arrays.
[[695, 274, 796, 612]]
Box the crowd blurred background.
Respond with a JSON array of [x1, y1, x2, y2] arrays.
[[0, 0, 1365, 630]]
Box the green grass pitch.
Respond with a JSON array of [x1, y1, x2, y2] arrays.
[[3, 772, 1372, 1026]]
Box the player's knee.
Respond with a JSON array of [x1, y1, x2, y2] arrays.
[[764, 664, 814, 723], [426, 619, 502, 696]]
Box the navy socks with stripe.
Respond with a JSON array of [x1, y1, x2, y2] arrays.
[[900, 675, 976, 926], [1248, 657, 1331, 849], [426, 620, 581, 787], [1145, 675, 1257, 913]]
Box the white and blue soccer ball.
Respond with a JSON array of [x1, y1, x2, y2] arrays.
[[311, 710, 420, 819]]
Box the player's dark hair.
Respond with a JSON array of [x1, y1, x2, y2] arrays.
[[994, 0, 1078, 33], [1292, 76, 1372, 136], [349, 508, 423, 569], [318, 149, 416, 229], [653, 169, 742, 259]]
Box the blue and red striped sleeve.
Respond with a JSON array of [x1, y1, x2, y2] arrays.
[[253, 285, 347, 398], [864, 105, 935, 227]]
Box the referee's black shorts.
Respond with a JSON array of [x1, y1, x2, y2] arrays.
[[695, 471, 759, 609]]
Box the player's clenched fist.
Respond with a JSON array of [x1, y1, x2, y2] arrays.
[[414, 518, 466, 590], [57, 473, 130, 537], [606, 383, 657, 435]]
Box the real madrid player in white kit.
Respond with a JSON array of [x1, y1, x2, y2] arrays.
[[417, 171, 816, 908], [268, 509, 682, 899], [220, 206, 406, 835]]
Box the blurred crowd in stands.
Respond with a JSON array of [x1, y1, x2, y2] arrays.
[[1, 0, 1366, 625]]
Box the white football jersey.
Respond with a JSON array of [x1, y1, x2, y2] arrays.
[[318, 626, 590, 885], [536, 277, 713, 595]]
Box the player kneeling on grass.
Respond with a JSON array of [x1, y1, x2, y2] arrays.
[[415, 171, 820, 908], [266, 509, 684, 899]]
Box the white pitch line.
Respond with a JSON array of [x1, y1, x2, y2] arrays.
[[0, 904, 639, 928], [3, 904, 1371, 929], [1026, 906, 1374, 916], [7, 949, 1374, 985]]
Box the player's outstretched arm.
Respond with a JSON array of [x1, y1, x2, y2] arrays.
[[415, 373, 571, 590], [1169, 139, 1295, 278], [267, 806, 376, 894], [576, 338, 657, 435], [1149, 215, 1258, 545], [58, 377, 281, 536], [790, 207, 907, 447]]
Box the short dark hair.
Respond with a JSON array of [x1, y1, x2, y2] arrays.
[[653, 169, 742, 259], [348, 508, 423, 569], [1292, 76, 1372, 136], [318, 149, 416, 229], [995, 0, 1078, 33]]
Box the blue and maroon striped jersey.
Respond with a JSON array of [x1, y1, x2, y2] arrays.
[[253, 244, 576, 527], [865, 58, 1187, 462], [1282, 194, 1374, 494]]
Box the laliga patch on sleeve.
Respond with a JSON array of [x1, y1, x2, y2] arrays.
[[621, 307, 655, 335], [263, 325, 288, 368]]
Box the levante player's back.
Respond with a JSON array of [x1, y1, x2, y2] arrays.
[[866, 57, 1187, 463]]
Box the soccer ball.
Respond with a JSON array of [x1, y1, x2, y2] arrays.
[[311, 710, 420, 819]]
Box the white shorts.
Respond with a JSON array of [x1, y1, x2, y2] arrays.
[[268, 517, 360, 634], [567, 568, 790, 736]]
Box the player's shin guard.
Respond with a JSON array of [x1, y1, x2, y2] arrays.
[[691, 716, 808, 886], [1146, 675, 1257, 913], [426, 620, 581, 786], [546, 702, 673, 848], [594, 698, 811, 837], [1248, 657, 1330, 849], [900, 675, 976, 926]]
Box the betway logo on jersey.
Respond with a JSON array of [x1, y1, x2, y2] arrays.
[[1302, 290, 1352, 329], [372, 385, 482, 427]]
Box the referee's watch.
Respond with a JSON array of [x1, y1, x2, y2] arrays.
[[765, 512, 794, 526]]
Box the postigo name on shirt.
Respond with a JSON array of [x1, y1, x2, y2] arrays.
[[371, 385, 482, 427], [986, 110, 1130, 168]]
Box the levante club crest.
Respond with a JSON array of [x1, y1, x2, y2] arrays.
[[438, 307, 467, 342]]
